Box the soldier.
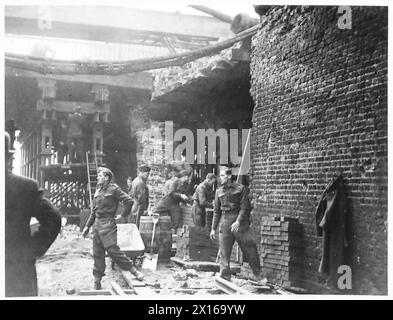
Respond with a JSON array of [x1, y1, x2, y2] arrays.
[[126, 176, 133, 193], [163, 166, 181, 196], [128, 165, 151, 227], [5, 132, 61, 297], [82, 167, 144, 289], [153, 170, 190, 233], [191, 173, 216, 227], [210, 167, 263, 282]]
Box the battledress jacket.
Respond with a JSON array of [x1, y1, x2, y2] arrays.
[[129, 176, 149, 216], [212, 182, 251, 232], [85, 183, 133, 248], [191, 180, 214, 226], [5, 172, 61, 297]]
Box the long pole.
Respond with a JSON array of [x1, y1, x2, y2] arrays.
[[235, 129, 251, 262], [236, 129, 250, 183]]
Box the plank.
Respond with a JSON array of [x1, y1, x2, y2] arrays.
[[110, 282, 127, 296], [215, 276, 249, 295], [5, 7, 231, 40], [37, 100, 109, 114], [275, 288, 296, 295], [119, 269, 136, 290], [79, 290, 114, 296], [130, 280, 148, 288], [173, 289, 198, 294], [6, 67, 152, 90], [170, 257, 240, 273], [133, 286, 157, 296]]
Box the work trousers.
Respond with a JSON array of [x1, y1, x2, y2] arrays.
[[92, 227, 134, 281], [169, 205, 181, 230], [127, 204, 145, 228], [5, 261, 38, 297], [191, 203, 206, 227], [218, 214, 261, 280]]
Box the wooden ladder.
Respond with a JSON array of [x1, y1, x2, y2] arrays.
[[86, 151, 99, 212]]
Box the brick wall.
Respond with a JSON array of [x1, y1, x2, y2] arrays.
[[250, 6, 387, 294], [130, 106, 169, 209]]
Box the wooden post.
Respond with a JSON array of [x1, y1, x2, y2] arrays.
[[23, 146, 26, 176], [234, 129, 251, 264], [28, 136, 32, 178], [21, 146, 24, 175], [35, 131, 40, 181], [92, 119, 104, 164], [40, 121, 53, 185]]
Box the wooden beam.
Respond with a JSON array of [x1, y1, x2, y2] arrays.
[[170, 257, 240, 273], [5, 6, 231, 40], [6, 67, 153, 90], [215, 276, 249, 295], [123, 290, 134, 294], [125, 279, 147, 288], [133, 286, 157, 296], [37, 100, 109, 114], [110, 282, 127, 296], [118, 269, 136, 291], [79, 290, 114, 296], [5, 17, 216, 50], [275, 288, 296, 295]]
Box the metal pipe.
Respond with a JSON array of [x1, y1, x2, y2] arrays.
[[188, 5, 233, 24]]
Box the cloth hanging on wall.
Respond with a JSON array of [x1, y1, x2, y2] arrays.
[[315, 174, 349, 283]]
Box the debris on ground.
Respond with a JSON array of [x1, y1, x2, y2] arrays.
[[36, 224, 279, 296]]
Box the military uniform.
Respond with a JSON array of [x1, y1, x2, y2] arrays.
[[212, 181, 261, 280], [85, 183, 139, 282], [128, 176, 149, 227], [191, 180, 214, 227], [5, 172, 61, 297], [153, 192, 185, 230], [163, 177, 180, 196]]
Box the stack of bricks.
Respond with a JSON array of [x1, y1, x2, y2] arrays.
[[260, 216, 303, 289], [180, 204, 193, 226], [176, 225, 218, 261], [176, 205, 220, 261]]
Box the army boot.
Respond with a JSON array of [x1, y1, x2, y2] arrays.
[[130, 266, 144, 281], [94, 277, 102, 290]]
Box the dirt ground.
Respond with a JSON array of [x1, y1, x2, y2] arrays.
[[36, 223, 269, 297]]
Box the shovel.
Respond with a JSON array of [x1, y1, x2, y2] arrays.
[[142, 214, 159, 270]]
